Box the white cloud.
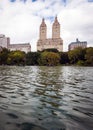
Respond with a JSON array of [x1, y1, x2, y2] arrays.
[[0, 0, 93, 51], [59, 0, 93, 50]]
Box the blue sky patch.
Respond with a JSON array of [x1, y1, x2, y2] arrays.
[[46, 16, 55, 22], [10, 0, 27, 2], [88, 0, 93, 2], [10, 0, 16, 2], [32, 0, 37, 2]]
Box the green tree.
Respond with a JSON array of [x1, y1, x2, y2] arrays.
[[85, 47, 93, 66], [59, 52, 69, 64], [0, 48, 10, 65], [7, 50, 26, 65], [42, 48, 59, 53], [26, 52, 40, 65], [68, 47, 86, 64], [38, 51, 60, 66]]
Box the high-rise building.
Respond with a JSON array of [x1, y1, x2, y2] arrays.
[[68, 38, 87, 51], [37, 17, 63, 52], [0, 34, 9, 48], [0, 34, 31, 53]]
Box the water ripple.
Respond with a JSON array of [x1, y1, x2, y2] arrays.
[[0, 66, 93, 130]]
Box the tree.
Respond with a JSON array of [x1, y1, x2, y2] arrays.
[[26, 52, 40, 65], [85, 47, 93, 66], [38, 51, 60, 66], [59, 52, 69, 64], [42, 48, 59, 53], [0, 48, 10, 65], [68, 47, 86, 64], [7, 50, 26, 65]]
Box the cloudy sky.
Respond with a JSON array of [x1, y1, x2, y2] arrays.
[[0, 0, 93, 51]]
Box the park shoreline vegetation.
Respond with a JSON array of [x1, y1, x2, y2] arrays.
[[0, 47, 93, 66]]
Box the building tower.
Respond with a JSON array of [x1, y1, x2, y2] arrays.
[[52, 16, 60, 39], [37, 16, 63, 52], [40, 18, 47, 40]]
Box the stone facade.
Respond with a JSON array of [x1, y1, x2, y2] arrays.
[[8, 43, 31, 53], [0, 34, 31, 53], [68, 38, 87, 51], [37, 17, 63, 52], [0, 34, 9, 48]]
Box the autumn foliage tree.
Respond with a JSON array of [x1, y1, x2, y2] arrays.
[[38, 51, 60, 66], [7, 50, 26, 65]]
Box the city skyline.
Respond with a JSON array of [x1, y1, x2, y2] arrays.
[[0, 0, 93, 51]]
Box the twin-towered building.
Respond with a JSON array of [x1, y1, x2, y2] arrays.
[[37, 17, 63, 52], [0, 17, 88, 52], [0, 17, 63, 53]]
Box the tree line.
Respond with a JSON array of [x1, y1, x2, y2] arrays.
[[0, 47, 93, 66]]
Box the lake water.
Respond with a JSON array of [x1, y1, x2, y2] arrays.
[[0, 66, 93, 130]]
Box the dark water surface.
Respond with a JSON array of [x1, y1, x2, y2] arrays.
[[0, 66, 93, 130]]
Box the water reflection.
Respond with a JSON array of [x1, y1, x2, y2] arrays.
[[34, 66, 64, 106], [0, 66, 93, 130]]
